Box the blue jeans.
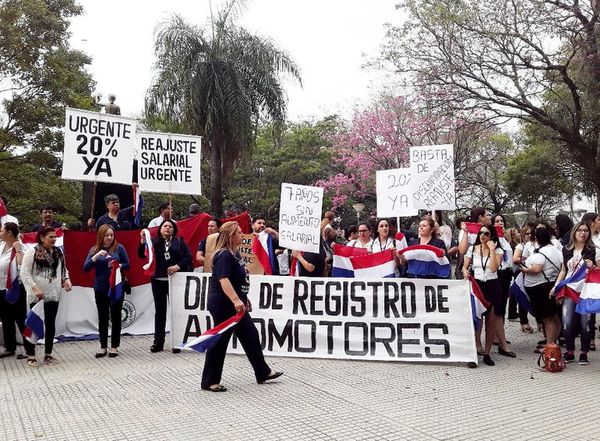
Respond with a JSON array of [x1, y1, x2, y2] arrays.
[[562, 297, 591, 352]]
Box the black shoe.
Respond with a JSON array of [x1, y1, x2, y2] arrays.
[[498, 348, 516, 358], [108, 350, 119, 358], [564, 351, 575, 362], [150, 344, 164, 353], [202, 384, 227, 392], [16, 353, 28, 360], [172, 348, 181, 354], [258, 371, 283, 384], [0, 351, 16, 359], [482, 355, 495, 366], [95, 350, 107, 358], [578, 353, 589, 365], [467, 362, 478, 368]]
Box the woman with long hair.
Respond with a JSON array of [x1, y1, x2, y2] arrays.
[[20, 227, 72, 366], [521, 228, 563, 352], [320, 210, 335, 240], [347, 223, 372, 249], [201, 221, 282, 392], [401, 216, 448, 279], [0, 222, 34, 359], [369, 218, 405, 253], [458, 207, 492, 255], [462, 224, 514, 366], [552, 222, 599, 364], [138, 219, 192, 353], [84, 225, 130, 358]]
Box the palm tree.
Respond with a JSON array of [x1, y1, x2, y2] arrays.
[[145, 1, 301, 216]]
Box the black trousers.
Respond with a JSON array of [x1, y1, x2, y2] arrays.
[[94, 290, 123, 348], [26, 301, 59, 356], [0, 286, 35, 354], [201, 308, 271, 389], [151, 278, 169, 346]]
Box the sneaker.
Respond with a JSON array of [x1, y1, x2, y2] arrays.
[[578, 353, 589, 365], [564, 351, 575, 362]]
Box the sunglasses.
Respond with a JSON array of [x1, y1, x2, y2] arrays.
[[479, 231, 491, 236]]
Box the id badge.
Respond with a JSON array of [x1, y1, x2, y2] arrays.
[[164, 251, 171, 260]]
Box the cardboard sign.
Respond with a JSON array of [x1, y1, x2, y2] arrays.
[[136, 130, 202, 195], [63, 108, 135, 184], [409, 144, 456, 210], [278, 183, 323, 253], [376, 168, 418, 217], [239, 234, 265, 274]]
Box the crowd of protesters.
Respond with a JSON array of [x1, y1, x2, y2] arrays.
[[1, 191, 599, 380]]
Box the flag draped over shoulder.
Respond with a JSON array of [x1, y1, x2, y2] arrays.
[[398, 245, 450, 278], [332, 245, 369, 278], [181, 310, 246, 352], [252, 232, 277, 275], [132, 187, 143, 227], [468, 276, 490, 330], [108, 259, 124, 304], [510, 272, 532, 314], [576, 268, 600, 314], [555, 263, 587, 303], [5, 248, 20, 304], [141, 229, 155, 276], [23, 301, 45, 343]]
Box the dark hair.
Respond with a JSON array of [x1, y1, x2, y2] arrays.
[[2, 221, 19, 238], [534, 220, 556, 238], [252, 215, 266, 224], [555, 214, 574, 240], [567, 221, 593, 251], [470, 207, 487, 223], [374, 218, 391, 240], [36, 226, 56, 245], [426, 210, 443, 226], [39, 205, 54, 213], [473, 224, 501, 249], [419, 216, 436, 230], [455, 216, 467, 229], [493, 213, 506, 225], [104, 194, 119, 205], [208, 218, 222, 228], [534, 227, 552, 247], [345, 225, 358, 240], [158, 202, 171, 213], [158, 219, 178, 237], [581, 212, 598, 225]]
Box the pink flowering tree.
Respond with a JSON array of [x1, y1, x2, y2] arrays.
[[316, 95, 460, 210]]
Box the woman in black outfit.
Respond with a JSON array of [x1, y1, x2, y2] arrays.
[[138, 219, 192, 353], [201, 221, 282, 392]]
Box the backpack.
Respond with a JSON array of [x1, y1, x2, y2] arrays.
[[537, 343, 566, 372]]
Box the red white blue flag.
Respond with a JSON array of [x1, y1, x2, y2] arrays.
[[469, 276, 491, 330], [332, 244, 369, 278], [398, 244, 451, 278], [351, 250, 397, 278], [23, 301, 45, 344], [252, 232, 276, 275], [132, 187, 143, 227], [181, 310, 246, 352], [21, 228, 64, 249], [5, 247, 20, 304], [141, 229, 155, 276], [576, 268, 600, 314], [510, 272, 532, 314], [108, 259, 125, 304]]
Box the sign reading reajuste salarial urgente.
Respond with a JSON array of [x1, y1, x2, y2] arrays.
[[170, 273, 477, 363], [62, 108, 135, 184]]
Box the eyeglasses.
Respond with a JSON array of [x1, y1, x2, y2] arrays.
[[358, 230, 369, 233], [479, 231, 491, 236], [576, 229, 590, 233]]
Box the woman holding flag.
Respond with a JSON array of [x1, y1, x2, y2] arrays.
[[0, 222, 34, 359], [20, 227, 72, 366], [139, 219, 192, 353], [462, 224, 514, 366], [201, 221, 282, 392], [551, 222, 599, 364], [83, 225, 130, 358]]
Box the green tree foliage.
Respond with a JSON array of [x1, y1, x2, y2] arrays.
[[145, 1, 301, 216], [381, 0, 600, 200], [0, 0, 96, 228], [224, 118, 335, 222]]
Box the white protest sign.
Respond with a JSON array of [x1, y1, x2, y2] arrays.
[[136, 131, 202, 195], [278, 183, 323, 253], [409, 144, 456, 210], [62, 108, 135, 184], [169, 273, 477, 364], [376, 168, 418, 217]]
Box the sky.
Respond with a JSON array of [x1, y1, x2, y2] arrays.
[[69, 0, 402, 121]]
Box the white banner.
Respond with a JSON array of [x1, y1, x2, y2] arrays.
[[376, 168, 418, 217], [54, 284, 155, 339], [63, 108, 136, 184], [170, 273, 477, 363], [136, 130, 202, 195], [278, 183, 323, 253], [409, 144, 456, 210]]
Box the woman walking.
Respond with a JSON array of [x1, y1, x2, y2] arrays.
[[201, 221, 282, 392]]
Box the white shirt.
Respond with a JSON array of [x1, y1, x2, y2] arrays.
[[521, 238, 562, 260], [368, 237, 403, 253], [0, 241, 13, 287], [498, 237, 513, 270], [148, 216, 165, 228], [466, 246, 504, 281], [347, 239, 371, 249], [523, 245, 562, 287]]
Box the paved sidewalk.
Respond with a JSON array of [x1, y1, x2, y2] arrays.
[[1, 322, 599, 441]]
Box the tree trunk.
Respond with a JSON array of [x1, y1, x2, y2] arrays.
[[209, 133, 224, 217]]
